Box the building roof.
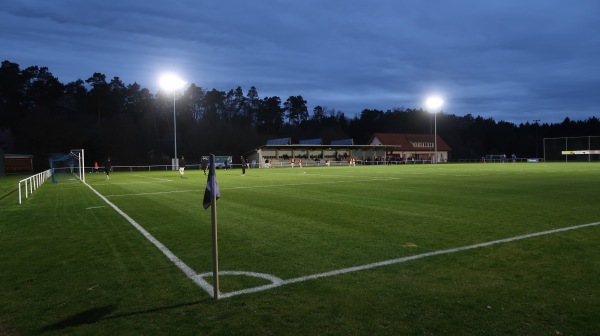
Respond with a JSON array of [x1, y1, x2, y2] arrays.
[[369, 133, 452, 151], [330, 139, 354, 145], [266, 138, 291, 145], [299, 138, 322, 145]]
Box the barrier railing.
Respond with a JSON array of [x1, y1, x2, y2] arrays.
[[18, 169, 51, 204]]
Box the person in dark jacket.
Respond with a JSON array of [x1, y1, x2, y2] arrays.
[[104, 157, 112, 180], [201, 158, 208, 175], [241, 156, 247, 176]]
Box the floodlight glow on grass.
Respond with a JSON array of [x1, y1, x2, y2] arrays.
[[425, 96, 443, 163]]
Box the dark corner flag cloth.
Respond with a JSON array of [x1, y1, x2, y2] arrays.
[[203, 167, 220, 209]]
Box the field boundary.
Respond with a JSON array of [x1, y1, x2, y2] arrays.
[[84, 182, 214, 294], [86, 181, 599, 299], [213, 221, 600, 298]]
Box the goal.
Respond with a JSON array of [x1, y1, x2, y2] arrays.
[[543, 136, 600, 162], [484, 154, 508, 163], [49, 149, 86, 184]]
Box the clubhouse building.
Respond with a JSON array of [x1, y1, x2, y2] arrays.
[[245, 133, 452, 167]]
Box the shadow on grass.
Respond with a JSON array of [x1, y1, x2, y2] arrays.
[[38, 300, 210, 333], [38, 305, 118, 333], [103, 299, 209, 321], [0, 187, 18, 201]]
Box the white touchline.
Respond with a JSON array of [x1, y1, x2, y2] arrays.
[[85, 181, 600, 299], [105, 189, 198, 197], [84, 182, 214, 294], [215, 221, 600, 299], [133, 175, 174, 182], [225, 177, 401, 191], [103, 177, 400, 197]]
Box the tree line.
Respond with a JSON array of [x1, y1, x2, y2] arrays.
[[1, 60, 598, 170]]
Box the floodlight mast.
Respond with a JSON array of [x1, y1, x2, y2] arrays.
[[160, 74, 187, 170], [425, 97, 443, 163]]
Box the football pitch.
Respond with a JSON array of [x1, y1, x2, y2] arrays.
[[1, 162, 600, 335]]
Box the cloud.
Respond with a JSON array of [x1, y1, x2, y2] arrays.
[[1, 0, 599, 123]]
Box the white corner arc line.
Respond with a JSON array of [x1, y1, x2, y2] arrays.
[[84, 182, 214, 294]]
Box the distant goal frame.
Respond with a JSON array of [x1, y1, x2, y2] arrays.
[[543, 136, 600, 162]]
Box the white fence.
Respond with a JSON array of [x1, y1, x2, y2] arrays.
[[18, 169, 51, 204]]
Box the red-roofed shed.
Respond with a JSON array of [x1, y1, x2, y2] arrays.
[[369, 133, 452, 162]]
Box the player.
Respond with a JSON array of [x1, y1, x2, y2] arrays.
[[241, 156, 247, 176], [201, 158, 208, 175], [104, 157, 112, 180], [179, 156, 186, 177]]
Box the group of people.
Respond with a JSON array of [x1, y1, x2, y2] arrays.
[[181, 155, 245, 176], [97, 155, 249, 180], [290, 158, 303, 168], [91, 159, 112, 180]]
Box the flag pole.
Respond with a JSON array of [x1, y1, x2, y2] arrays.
[[210, 154, 220, 299]]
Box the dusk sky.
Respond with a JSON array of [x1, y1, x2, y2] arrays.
[[2, 0, 599, 124]]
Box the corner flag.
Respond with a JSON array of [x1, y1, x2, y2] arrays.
[[203, 158, 220, 209], [203, 154, 221, 299]]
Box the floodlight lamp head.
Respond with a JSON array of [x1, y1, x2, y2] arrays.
[[160, 74, 186, 91], [426, 96, 443, 112]]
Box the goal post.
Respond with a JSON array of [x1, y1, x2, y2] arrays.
[[49, 149, 85, 184]]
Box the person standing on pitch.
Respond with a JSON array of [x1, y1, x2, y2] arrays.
[[179, 156, 186, 178], [241, 156, 247, 176], [201, 158, 208, 175], [104, 157, 112, 180]]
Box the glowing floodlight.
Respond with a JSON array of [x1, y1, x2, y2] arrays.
[[425, 96, 443, 163], [160, 74, 186, 91], [160, 74, 186, 170], [426, 96, 443, 111]]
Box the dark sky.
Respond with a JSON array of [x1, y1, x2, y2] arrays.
[[2, 0, 599, 124]]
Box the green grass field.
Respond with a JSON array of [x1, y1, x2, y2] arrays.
[[1, 162, 600, 335]]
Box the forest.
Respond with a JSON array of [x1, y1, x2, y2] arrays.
[[1, 60, 598, 170]]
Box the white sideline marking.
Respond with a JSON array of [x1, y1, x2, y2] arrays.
[[105, 189, 198, 198], [83, 182, 214, 294], [225, 177, 401, 191], [214, 221, 600, 299], [90, 180, 172, 186], [86, 206, 107, 210], [84, 180, 600, 299], [103, 177, 400, 198], [133, 175, 173, 182]]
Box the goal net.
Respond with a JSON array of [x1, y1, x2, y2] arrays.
[[484, 154, 508, 163], [49, 149, 86, 184], [543, 136, 600, 162]]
